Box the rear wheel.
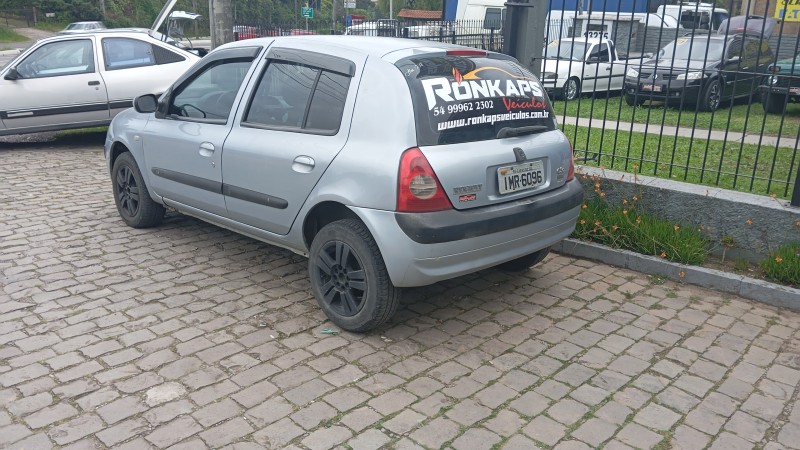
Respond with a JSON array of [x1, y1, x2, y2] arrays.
[[563, 78, 580, 101], [111, 152, 165, 228], [762, 92, 787, 114], [308, 219, 400, 332], [497, 247, 551, 272]]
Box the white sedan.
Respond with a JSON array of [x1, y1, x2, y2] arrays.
[[0, 29, 200, 136]]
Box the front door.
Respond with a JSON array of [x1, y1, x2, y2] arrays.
[[0, 38, 108, 133], [142, 51, 256, 216]]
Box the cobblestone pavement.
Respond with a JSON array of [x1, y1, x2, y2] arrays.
[[1, 142, 800, 450]]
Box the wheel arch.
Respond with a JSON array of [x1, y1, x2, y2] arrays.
[[109, 141, 131, 171], [302, 201, 360, 250]]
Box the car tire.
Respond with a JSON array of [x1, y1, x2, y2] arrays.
[[625, 93, 644, 106], [308, 218, 401, 332], [497, 247, 551, 273], [563, 78, 580, 101], [699, 79, 721, 112], [111, 152, 165, 228], [762, 92, 787, 114]]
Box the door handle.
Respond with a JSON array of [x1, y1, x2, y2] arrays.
[[199, 142, 215, 157], [88, 81, 100, 86], [292, 155, 315, 173]]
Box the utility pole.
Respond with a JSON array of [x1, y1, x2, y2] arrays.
[[209, 0, 233, 48], [99, 0, 106, 20]]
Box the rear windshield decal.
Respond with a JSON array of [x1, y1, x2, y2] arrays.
[[400, 56, 556, 146]]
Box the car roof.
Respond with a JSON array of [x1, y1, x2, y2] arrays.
[[216, 35, 473, 60]]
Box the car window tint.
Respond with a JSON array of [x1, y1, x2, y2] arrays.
[[102, 38, 154, 70], [244, 62, 318, 129], [305, 72, 350, 132], [170, 59, 252, 122], [16, 39, 94, 79], [399, 55, 556, 146], [598, 44, 609, 61]]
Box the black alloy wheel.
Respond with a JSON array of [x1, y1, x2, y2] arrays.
[[111, 152, 165, 228], [308, 219, 400, 332], [314, 240, 367, 317]]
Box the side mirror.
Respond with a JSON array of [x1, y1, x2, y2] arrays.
[[586, 57, 600, 64], [133, 94, 158, 113], [4, 68, 20, 80]]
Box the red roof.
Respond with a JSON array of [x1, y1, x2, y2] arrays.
[[396, 9, 442, 20]]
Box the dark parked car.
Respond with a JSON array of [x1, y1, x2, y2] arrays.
[[760, 53, 800, 114], [624, 32, 774, 111]]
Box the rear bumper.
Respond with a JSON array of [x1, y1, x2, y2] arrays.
[[353, 179, 583, 287]]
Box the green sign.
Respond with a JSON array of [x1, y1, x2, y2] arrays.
[[301, 7, 313, 18]]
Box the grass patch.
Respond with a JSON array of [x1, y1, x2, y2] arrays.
[[0, 25, 27, 43], [552, 95, 800, 138], [760, 242, 800, 287], [565, 124, 797, 199], [574, 198, 709, 265]]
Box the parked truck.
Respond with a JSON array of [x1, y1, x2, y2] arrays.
[[540, 37, 646, 100]]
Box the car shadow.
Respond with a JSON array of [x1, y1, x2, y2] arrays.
[[0, 128, 107, 150]]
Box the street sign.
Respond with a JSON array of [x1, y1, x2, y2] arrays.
[[344, 1, 356, 8], [301, 7, 314, 19]]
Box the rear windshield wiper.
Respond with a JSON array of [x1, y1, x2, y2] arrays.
[[497, 125, 549, 139]]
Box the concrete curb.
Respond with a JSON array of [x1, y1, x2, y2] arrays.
[[553, 238, 800, 311], [0, 49, 21, 56]]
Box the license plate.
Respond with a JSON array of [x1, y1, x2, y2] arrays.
[[790, 87, 800, 95], [498, 160, 545, 195], [642, 84, 662, 92]]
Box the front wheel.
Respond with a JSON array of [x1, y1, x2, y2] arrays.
[[563, 78, 580, 101], [111, 152, 165, 228], [699, 79, 721, 112], [308, 219, 401, 332], [762, 92, 787, 114], [625, 93, 644, 107]]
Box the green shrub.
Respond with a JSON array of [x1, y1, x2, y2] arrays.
[[760, 243, 800, 287], [574, 198, 709, 266], [0, 25, 27, 43]]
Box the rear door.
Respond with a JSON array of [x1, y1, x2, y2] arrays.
[[397, 52, 571, 211], [221, 45, 365, 235], [0, 37, 108, 132]]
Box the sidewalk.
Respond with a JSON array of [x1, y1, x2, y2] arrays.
[[560, 115, 800, 149]]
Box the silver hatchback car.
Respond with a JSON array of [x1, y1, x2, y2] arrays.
[[104, 36, 582, 331]]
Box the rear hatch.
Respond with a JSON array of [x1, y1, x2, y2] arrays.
[[396, 51, 572, 210]]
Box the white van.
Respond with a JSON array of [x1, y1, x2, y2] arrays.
[[455, 0, 505, 25], [656, 2, 729, 31]]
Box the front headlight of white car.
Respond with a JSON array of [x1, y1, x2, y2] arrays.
[[677, 71, 705, 81], [626, 67, 639, 78]]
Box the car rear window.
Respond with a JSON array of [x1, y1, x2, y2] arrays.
[[397, 54, 556, 146]]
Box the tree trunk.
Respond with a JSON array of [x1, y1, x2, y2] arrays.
[[209, 0, 233, 48]]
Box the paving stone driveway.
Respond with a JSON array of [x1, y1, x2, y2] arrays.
[[1, 143, 800, 450]]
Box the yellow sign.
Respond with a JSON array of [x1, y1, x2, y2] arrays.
[[775, 0, 800, 21]]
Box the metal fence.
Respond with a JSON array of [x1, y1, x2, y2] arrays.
[[238, 0, 800, 205]]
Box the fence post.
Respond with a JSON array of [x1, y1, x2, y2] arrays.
[[438, 26, 444, 42], [792, 161, 800, 207]]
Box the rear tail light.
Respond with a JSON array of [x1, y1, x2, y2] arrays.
[[397, 148, 453, 212], [567, 142, 575, 182]]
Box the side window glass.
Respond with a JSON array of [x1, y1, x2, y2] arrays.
[[244, 62, 318, 129], [484, 8, 502, 29], [587, 44, 601, 60], [16, 40, 94, 79], [306, 72, 351, 131], [598, 44, 610, 61], [726, 40, 743, 60], [102, 38, 154, 70], [170, 59, 252, 122]]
